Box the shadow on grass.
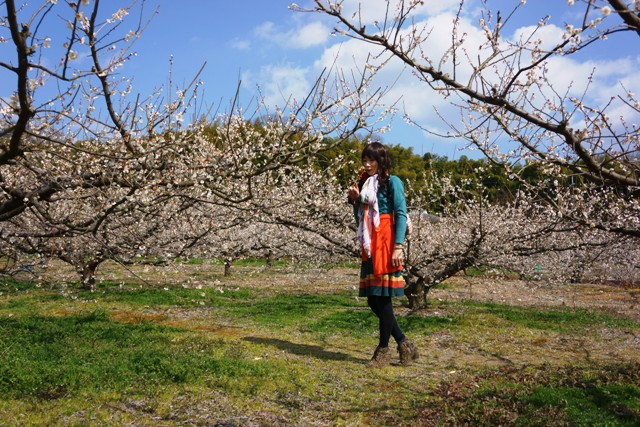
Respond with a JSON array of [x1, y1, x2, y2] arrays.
[[243, 337, 365, 363]]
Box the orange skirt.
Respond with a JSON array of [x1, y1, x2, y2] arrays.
[[359, 214, 405, 297]]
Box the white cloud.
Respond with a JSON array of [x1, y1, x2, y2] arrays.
[[243, 64, 311, 108], [388, 79, 447, 119], [312, 11, 490, 127], [510, 23, 566, 52], [230, 38, 251, 51], [254, 21, 276, 39], [314, 36, 387, 73], [544, 55, 640, 130], [336, 0, 461, 25], [543, 55, 637, 102], [275, 2, 639, 147], [254, 21, 330, 49], [294, 22, 331, 48]]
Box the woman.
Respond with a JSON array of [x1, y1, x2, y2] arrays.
[[348, 141, 419, 367]]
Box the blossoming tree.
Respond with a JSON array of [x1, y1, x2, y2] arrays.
[[305, 0, 639, 237], [403, 175, 638, 309], [0, 0, 387, 287]]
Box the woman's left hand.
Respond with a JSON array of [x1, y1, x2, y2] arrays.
[[391, 247, 404, 268]]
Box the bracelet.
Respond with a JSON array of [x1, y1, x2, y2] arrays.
[[394, 243, 404, 249]]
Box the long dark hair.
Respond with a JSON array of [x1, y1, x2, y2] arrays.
[[362, 141, 392, 193]]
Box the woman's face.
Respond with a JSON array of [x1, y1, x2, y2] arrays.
[[362, 156, 379, 176]]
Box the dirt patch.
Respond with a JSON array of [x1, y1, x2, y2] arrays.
[[433, 275, 640, 322]]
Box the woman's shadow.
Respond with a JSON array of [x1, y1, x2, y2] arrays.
[[242, 337, 364, 363]]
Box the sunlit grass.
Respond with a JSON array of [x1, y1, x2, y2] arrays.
[[229, 293, 356, 325], [461, 301, 638, 332], [0, 310, 290, 401], [524, 382, 640, 426], [0, 272, 638, 426], [427, 363, 640, 426]]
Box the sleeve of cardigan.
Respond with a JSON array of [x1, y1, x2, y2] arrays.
[[390, 176, 407, 244]]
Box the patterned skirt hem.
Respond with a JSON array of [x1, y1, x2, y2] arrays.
[[359, 270, 405, 298]]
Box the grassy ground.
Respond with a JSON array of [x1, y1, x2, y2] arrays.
[[0, 261, 639, 426]]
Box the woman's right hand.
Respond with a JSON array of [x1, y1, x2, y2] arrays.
[[347, 182, 360, 202]]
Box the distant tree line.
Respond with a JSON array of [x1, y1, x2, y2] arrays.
[[314, 136, 547, 210]]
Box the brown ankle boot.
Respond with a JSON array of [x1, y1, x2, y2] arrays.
[[398, 339, 419, 366], [366, 346, 391, 368]]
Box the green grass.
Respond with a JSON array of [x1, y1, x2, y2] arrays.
[[464, 265, 521, 278], [0, 310, 291, 401], [303, 307, 459, 340], [113, 287, 248, 306], [1, 276, 46, 293], [229, 293, 357, 325], [524, 383, 640, 426], [423, 364, 640, 426], [462, 301, 638, 333], [173, 257, 204, 265], [0, 272, 639, 426]]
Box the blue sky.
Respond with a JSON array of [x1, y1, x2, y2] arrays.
[[2, 0, 637, 159], [133, 1, 309, 101]]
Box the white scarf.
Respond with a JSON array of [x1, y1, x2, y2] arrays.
[[356, 174, 380, 258]]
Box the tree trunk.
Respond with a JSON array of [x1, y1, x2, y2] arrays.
[[224, 258, 232, 277], [265, 250, 273, 271], [80, 261, 100, 290], [405, 276, 430, 310]]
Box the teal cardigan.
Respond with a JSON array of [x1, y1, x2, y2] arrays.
[[353, 175, 408, 244]]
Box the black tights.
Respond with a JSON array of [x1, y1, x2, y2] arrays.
[[367, 296, 405, 348]]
